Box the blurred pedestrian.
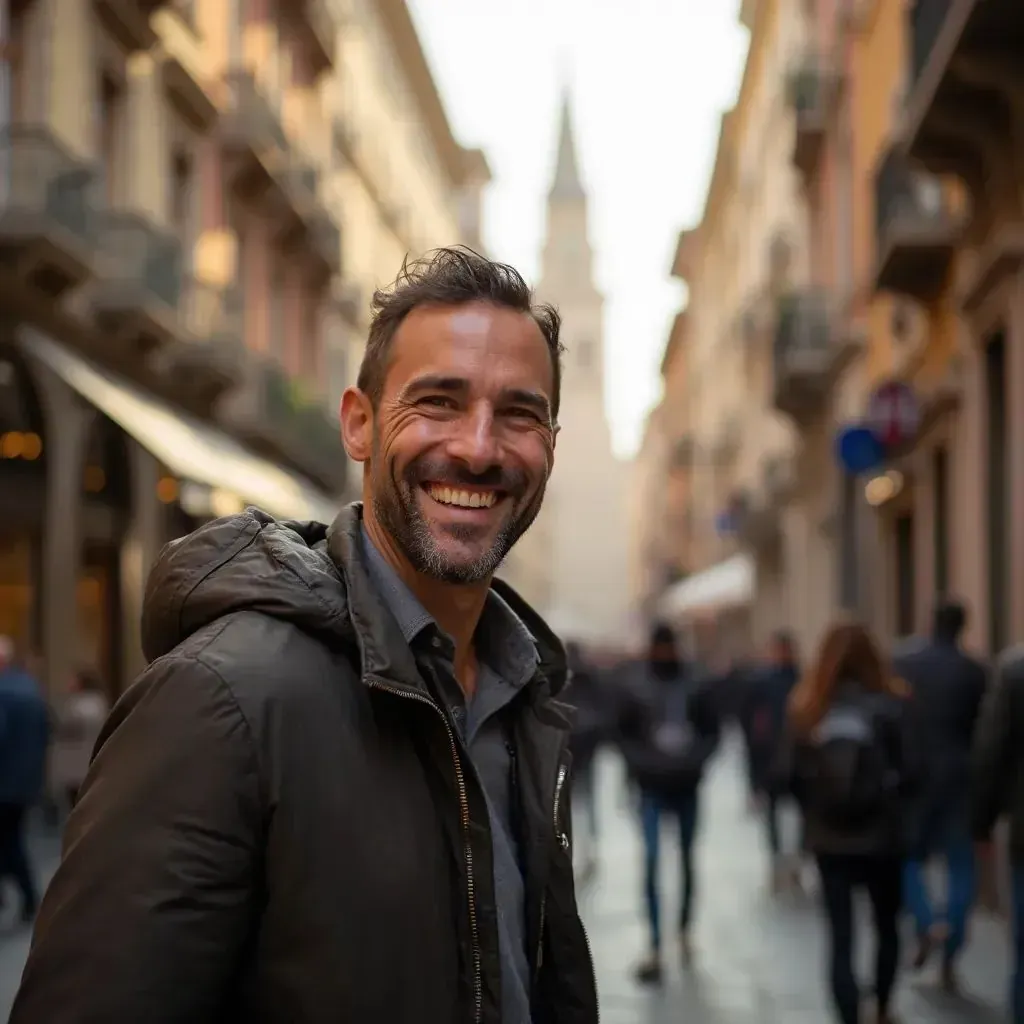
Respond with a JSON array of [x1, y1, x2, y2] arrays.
[[972, 644, 1024, 1023], [10, 248, 598, 1024], [895, 599, 986, 990], [50, 668, 109, 812], [744, 631, 802, 892], [616, 622, 720, 983], [0, 636, 50, 923], [779, 622, 913, 1024]]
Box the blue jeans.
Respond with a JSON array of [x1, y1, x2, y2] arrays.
[[903, 834, 975, 959], [1012, 867, 1024, 1023], [640, 789, 699, 951]]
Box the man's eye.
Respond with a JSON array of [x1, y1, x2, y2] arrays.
[[420, 396, 456, 409], [506, 407, 540, 421]]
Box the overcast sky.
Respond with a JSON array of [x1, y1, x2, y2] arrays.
[[406, 0, 748, 456]]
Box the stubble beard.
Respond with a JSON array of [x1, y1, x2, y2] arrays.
[[371, 456, 546, 585]]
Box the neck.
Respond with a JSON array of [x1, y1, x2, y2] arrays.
[[363, 508, 490, 690]]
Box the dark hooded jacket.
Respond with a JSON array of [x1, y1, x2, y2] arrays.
[[11, 505, 597, 1024]]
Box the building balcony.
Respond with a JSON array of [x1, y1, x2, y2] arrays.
[[222, 359, 347, 494], [0, 126, 100, 299], [873, 145, 959, 302], [787, 56, 837, 180], [220, 70, 290, 198], [152, 3, 217, 130], [95, 0, 170, 51], [157, 280, 247, 411], [772, 291, 855, 425], [903, 1, 1024, 193], [268, 157, 342, 277], [92, 211, 183, 357]]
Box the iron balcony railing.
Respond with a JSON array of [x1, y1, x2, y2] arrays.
[[787, 56, 828, 118], [96, 210, 183, 309], [264, 365, 343, 484], [222, 70, 289, 155], [773, 291, 831, 377], [0, 125, 97, 246], [910, 0, 953, 86], [182, 279, 244, 346], [874, 145, 949, 252]]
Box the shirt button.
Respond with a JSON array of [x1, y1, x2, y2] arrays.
[[432, 636, 443, 650]]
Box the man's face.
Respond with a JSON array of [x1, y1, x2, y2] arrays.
[[345, 301, 556, 584]]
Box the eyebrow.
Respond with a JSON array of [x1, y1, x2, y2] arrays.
[[401, 375, 552, 418]]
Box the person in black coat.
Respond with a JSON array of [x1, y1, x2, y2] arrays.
[[895, 600, 987, 988], [615, 622, 720, 983]]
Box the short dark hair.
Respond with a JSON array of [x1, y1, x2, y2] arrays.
[[356, 246, 564, 420], [933, 599, 966, 642]]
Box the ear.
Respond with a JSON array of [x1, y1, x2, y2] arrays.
[[340, 387, 374, 462]]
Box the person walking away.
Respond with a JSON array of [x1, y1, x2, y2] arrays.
[[50, 668, 110, 813], [0, 636, 50, 923], [894, 600, 986, 990], [745, 631, 801, 892], [565, 642, 608, 880], [780, 622, 913, 1024], [972, 644, 1024, 1023], [10, 248, 598, 1024], [616, 622, 720, 983]]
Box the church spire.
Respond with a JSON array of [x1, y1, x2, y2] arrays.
[[548, 92, 585, 201]]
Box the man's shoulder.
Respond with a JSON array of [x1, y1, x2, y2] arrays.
[[156, 608, 362, 709]]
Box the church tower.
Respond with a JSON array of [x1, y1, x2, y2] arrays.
[[501, 93, 631, 647]]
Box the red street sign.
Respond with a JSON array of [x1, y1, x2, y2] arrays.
[[867, 380, 920, 449]]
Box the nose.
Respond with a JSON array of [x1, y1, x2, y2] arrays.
[[444, 402, 500, 475]]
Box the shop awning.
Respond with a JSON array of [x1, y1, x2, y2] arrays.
[[658, 552, 754, 620], [20, 331, 339, 524]]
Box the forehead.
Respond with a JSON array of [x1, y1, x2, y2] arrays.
[[383, 301, 554, 397]]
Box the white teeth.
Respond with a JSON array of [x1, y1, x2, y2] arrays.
[[427, 485, 497, 509]]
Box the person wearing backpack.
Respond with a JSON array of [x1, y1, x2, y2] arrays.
[[614, 622, 720, 984], [779, 622, 913, 1024]]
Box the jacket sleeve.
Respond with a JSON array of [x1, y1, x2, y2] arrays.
[[692, 679, 722, 761], [11, 655, 264, 1023], [972, 661, 1016, 842]]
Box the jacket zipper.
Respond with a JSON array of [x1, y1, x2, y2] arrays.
[[365, 676, 482, 1024], [537, 761, 600, 1019]]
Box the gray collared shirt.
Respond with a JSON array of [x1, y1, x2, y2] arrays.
[[361, 528, 537, 1024]]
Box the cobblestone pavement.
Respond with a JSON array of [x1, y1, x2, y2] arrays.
[[579, 737, 1010, 1023], [0, 739, 1012, 1022]]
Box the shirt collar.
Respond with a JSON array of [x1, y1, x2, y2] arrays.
[[359, 525, 538, 687]]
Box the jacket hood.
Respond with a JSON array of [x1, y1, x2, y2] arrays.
[[141, 503, 567, 696]]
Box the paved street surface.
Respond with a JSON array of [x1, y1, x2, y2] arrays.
[[0, 737, 1011, 1022], [579, 736, 1010, 1023]]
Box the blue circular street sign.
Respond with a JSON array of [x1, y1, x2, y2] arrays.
[[835, 424, 885, 475]]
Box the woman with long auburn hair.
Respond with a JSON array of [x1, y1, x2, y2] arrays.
[[781, 621, 913, 1024]]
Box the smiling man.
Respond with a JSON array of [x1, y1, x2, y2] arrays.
[[11, 248, 598, 1024]]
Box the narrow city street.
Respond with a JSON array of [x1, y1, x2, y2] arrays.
[[0, 739, 1011, 1022], [581, 737, 1010, 1024]]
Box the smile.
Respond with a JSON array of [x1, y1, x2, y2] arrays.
[[423, 484, 502, 509]]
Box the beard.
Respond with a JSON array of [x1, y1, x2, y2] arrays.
[[371, 447, 546, 584]]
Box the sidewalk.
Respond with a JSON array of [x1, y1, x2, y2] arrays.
[[579, 735, 1010, 1023]]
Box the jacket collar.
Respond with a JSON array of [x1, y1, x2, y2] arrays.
[[325, 504, 568, 702]]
